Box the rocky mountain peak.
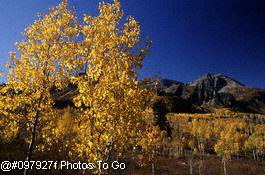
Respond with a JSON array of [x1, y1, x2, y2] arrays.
[[156, 73, 265, 113], [188, 73, 245, 92]]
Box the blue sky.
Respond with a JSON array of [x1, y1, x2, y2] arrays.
[[0, 0, 265, 87]]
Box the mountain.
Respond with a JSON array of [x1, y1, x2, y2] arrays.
[[157, 73, 265, 114], [1, 73, 264, 114], [50, 73, 265, 114]]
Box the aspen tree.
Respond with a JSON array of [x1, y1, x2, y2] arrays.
[[0, 2, 83, 174]]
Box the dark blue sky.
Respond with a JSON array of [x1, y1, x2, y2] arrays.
[[0, 0, 265, 87]]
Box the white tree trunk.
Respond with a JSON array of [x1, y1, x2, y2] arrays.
[[222, 156, 227, 175]]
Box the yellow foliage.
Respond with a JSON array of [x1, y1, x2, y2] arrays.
[[0, 1, 162, 174]]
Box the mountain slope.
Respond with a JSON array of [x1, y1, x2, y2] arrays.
[[158, 73, 265, 114]]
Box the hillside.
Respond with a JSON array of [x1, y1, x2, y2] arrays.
[[1, 74, 265, 175]]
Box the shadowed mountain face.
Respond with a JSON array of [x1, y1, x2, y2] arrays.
[[157, 73, 265, 114]]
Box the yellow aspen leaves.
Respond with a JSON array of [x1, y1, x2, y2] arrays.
[[0, 1, 163, 174]]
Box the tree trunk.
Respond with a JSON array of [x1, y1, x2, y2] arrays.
[[189, 159, 193, 174], [151, 149, 155, 175], [222, 156, 227, 175], [24, 111, 40, 175], [152, 163, 155, 175]]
